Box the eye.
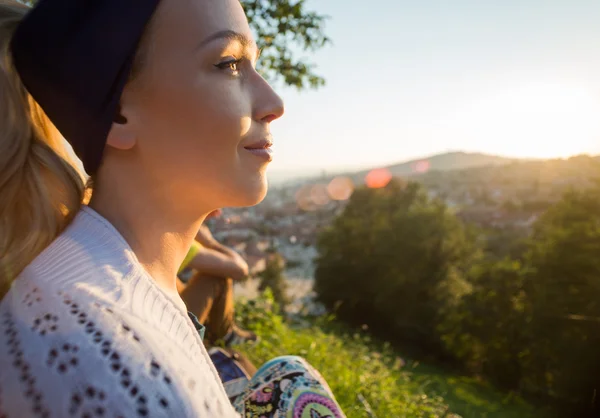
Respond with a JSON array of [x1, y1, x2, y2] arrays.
[[214, 58, 241, 75]]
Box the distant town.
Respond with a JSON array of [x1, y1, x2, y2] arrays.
[[208, 152, 600, 292]]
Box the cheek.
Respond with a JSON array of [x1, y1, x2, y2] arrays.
[[139, 77, 248, 171], [132, 73, 268, 207], [170, 86, 267, 206]]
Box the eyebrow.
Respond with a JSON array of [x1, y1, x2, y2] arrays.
[[198, 29, 259, 58]]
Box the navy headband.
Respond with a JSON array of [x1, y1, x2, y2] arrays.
[[10, 0, 161, 175]]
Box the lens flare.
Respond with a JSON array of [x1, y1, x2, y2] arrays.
[[310, 184, 330, 206], [365, 168, 392, 189], [295, 185, 316, 211], [413, 160, 430, 174], [327, 176, 354, 200]]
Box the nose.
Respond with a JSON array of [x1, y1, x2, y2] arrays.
[[252, 74, 285, 124]]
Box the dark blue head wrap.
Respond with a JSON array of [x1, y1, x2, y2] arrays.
[[9, 0, 161, 174]]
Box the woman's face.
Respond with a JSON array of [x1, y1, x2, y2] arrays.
[[117, 0, 284, 210]]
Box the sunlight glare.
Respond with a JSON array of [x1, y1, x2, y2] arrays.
[[440, 82, 600, 159]]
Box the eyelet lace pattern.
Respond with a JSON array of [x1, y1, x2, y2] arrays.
[[0, 207, 237, 417]]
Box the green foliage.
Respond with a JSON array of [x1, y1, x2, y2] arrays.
[[315, 180, 479, 350], [235, 292, 543, 418], [314, 178, 600, 416], [242, 0, 330, 89], [482, 228, 529, 261], [438, 186, 600, 414], [439, 259, 531, 390], [21, 0, 330, 90], [257, 252, 290, 310], [521, 187, 600, 405]]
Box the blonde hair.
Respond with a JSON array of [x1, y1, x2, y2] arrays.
[[0, 2, 86, 297]]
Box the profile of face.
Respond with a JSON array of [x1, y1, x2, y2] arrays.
[[105, 0, 284, 211]]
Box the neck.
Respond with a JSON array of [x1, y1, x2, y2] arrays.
[[88, 179, 207, 300]]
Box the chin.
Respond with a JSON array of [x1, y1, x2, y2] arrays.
[[227, 173, 269, 207]]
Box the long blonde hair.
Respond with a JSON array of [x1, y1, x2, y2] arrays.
[[0, 2, 86, 297]]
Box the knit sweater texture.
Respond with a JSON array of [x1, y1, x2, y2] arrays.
[[0, 206, 239, 417]]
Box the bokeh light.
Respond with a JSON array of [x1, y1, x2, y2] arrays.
[[295, 185, 315, 211], [413, 160, 431, 174], [296, 183, 336, 210], [310, 184, 330, 206], [365, 168, 392, 189], [327, 176, 354, 200]]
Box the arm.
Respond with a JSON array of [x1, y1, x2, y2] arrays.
[[187, 246, 248, 281], [194, 224, 223, 250], [193, 225, 249, 279]]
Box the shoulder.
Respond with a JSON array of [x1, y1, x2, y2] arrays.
[[21, 207, 140, 298]]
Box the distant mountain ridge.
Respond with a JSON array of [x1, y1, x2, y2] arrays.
[[346, 151, 525, 184], [387, 151, 520, 175], [271, 151, 532, 186]]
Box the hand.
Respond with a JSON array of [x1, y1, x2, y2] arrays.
[[231, 252, 249, 280]]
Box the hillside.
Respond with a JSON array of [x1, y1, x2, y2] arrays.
[[236, 292, 550, 418], [357, 151, 522, 180], [276, 151, 526, 187]]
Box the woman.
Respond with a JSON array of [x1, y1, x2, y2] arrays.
[[178, 223, 259, 346], [177, 210, 258, 346], [0, 0, 344, 416]]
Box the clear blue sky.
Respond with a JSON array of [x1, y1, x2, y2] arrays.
[[268, 0, 600, 177]]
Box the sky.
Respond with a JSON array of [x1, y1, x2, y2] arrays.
[[267, 0, 600, 178]]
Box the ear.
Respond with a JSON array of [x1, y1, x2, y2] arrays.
[[106, 106, 137, 150]]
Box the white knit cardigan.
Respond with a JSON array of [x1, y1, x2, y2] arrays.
[[0, 206, 239, 417]]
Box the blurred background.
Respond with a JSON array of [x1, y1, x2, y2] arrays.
[[212, 1, 600, 417]]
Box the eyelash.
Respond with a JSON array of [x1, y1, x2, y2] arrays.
[[215, 58, 243, 75]]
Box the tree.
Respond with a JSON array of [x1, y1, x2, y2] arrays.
[[522, 187, 600, 410], [439, 258, 531, 390], [243, 0, 329, 89], [258, 251, 290, 310], [21, 0, 330, 90], [315, 179, 479, 351], [438, 186, 600, 416]]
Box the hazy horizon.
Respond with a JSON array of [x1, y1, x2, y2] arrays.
[[267, 148, 596, 184]]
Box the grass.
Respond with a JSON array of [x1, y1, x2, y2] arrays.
[[233, 292, 553, 418]]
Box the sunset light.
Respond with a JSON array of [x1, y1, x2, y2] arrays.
[[435, 82, 600, 160]]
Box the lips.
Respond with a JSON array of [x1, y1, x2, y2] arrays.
[[243, 139, 274, 161], [244, 139, 273, 150]]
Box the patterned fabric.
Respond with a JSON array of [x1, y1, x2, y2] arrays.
[[208, 347, 251, 403], [232, 356, 345, 418], [0, 207, 238, 417]]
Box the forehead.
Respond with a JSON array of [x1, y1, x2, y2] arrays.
[[153, 0, 253, 43]]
